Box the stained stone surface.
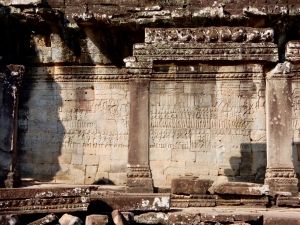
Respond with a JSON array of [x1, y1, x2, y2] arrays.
[[149, 64, 266, 186], [18, 67, 129, 185]]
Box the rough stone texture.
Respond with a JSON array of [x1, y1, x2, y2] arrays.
[[0, 214, 20, 225], [209, 182, 269, 195], [0, 187, 91, 214], [90, 191, 170, 211], [111, 210, 129, 225], [0, 65, 24, 188], [59, 214, 83, 225], [18, 67, 129, 185], [1, 0, 300, 197], [265, 62, 299, 196], [27, 214, 58, 225], [171, 194, 216, 208], [85, 215, 109, 225], [171, 177, 213, 195], [126, 78, 153, 193]]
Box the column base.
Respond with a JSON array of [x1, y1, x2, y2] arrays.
[[126, 164, 154, 193], [265, 168, 298, 196], [126, 178, 154, 193], [4, 171, 21, 188]]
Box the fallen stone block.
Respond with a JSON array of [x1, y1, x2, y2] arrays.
[[59, 214, 83, 225], [112, 210, 129, 225], [28, 214, 58, 225], [134, 212, 169, 225], [171, 177, 213, 195], [233, 213, 262, 223], [264, 217, 300, 225], [209, 182, 269, 195], [0, 215, 19, 225], [201, 213, 234, 223], [169, 212, 201, 225], [90, 191, 170, 211], [120, 212, 134, 224], [85, 215, 109, 225], [277, 196, 300, 207], [171, 194, 215, 207]]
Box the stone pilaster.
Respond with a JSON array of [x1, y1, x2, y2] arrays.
[[0, 65, 24, 188], [126, 77, 153, 193], [265, 62, 298, 195]]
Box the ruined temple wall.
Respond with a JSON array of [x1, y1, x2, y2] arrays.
[[18, 67, 129, 185], [149, 64, 267, 187]]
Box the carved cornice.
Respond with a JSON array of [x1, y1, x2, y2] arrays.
[[0, 187, 91, 214], [145, 27, 274, 44], [127, 164, 152, 178], [265, 168, 296, 179], [286, 41, 300, 62]]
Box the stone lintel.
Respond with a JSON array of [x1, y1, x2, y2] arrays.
[[90, 191, 170, 211]]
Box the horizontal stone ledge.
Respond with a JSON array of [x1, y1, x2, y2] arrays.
[[90, 191, 170, 211], [209, 182, 269, 196]]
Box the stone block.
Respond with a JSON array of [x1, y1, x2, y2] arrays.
[[56, 153, 72, 164], [96, 157, 111, 172], [108, 172, 127, 185], [28, 213, 58, 225], [209, 182, 269, 195], [59, 214, 83, 225], [85, 215, 109, 225], [171, 149, 195, 162], [150, 148, 171, 161], [201, 213, 234, 223], [134, 212, 168, 225], [171, 177, 213, 195], [0, 215, 19, 225], [169, 213, 201, 225], [112, 210, 129, 225], [71, 154, 83, 165], [91, 192, 170, 211], [83, 155, 100, 166]]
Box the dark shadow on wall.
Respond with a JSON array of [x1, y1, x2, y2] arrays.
[[225, 143, 266, 184], [18, 68, 64, 182]]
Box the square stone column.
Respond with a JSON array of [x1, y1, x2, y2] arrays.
[[0, 65, 24, 188], [126, 78, 153, 193], [265, 62, 298, 195]]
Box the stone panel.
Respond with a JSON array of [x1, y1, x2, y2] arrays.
[[18, 67, 129, 185], [149, 64, 266, 186]]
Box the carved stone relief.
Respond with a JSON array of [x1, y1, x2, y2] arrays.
[[18, 67, 129, 185]]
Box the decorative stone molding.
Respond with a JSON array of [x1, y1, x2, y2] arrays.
[[286, 41, 300, 62], [265, 168, 296, 178], [145, 27, 274, 44], [0, 187, 91, 214], [127, 164, 152, 178], [124, 27, 278, 79]]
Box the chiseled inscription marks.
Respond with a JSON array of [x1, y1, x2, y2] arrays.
[[18, 81, 129, 184], [150, 79, 265, 186]]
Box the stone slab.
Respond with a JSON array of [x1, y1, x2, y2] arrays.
[[209, 182, 269, 195], [28, 214, 58, 225], [171, 177, 213, 195], [90, 191, 170, 211], [85, 215, 109, 225]]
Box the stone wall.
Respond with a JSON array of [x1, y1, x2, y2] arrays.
[[1, 0, 300, 190]]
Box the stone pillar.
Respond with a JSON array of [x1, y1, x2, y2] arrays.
[[126, 78, 153, 193], [265, 62, 298, 195], [0, 65, 24, 188]]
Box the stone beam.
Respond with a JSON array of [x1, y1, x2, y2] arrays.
[[90, 191, 170, 211]]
